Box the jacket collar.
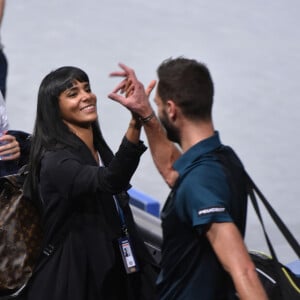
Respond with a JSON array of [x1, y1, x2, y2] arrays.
[[173, 131, 222, 177]]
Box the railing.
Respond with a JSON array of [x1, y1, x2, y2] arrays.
[[129, 191, 300, 277]]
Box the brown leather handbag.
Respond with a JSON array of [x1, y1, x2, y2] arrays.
[[0, 168, 43, 296]]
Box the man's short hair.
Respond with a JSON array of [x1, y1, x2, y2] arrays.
[[157, 57, 214, 121]]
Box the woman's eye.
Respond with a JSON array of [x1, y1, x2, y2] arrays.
[[85, 86, 91, 93], [67, 92, 77, 98]]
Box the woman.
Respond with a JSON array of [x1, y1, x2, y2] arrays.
[[24, 66, 157, 300]]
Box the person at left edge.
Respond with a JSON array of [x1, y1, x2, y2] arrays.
[[0, 90, 23, 176], [0, 0, 8, 99], [21, 66, 158, 300]]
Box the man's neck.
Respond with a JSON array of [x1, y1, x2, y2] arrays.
[[180, 121, 215, 153]]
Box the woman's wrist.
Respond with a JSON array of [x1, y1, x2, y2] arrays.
[[126, 115, 142, 144], [129, 118, 142, 130]]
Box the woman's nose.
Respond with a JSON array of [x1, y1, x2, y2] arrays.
[[80, 90, 91, 100]]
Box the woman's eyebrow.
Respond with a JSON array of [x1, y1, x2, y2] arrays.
[[66, 85, 77, 91]]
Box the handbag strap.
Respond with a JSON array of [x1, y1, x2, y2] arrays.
[[246, 172, 300, 258]]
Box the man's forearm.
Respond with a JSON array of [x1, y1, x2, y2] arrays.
[[143, 114, 180, 187], [206, 222, 268, 300], [232, 267, 268, 300]]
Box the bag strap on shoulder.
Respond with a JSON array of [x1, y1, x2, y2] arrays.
[[213, 145, 300, 259], [246, 174, 300, 259]]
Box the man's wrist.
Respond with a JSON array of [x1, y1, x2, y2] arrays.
[[138, 111, 155, 124]]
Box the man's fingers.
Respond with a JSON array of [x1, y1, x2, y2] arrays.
[[118, 63, 132, 73], [109, 63, 134, 78], [125, 86, 134, 97], [118, 63, 139, 82], [124, 79, 134, 97], [108, 92, 126, 104], [110, 79, 127, 93], [145, 80, 157, 97], [109, 71, 127, 77], [108, 63, 151, 115], [124, 79, 132, 92]]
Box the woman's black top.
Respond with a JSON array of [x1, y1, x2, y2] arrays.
[[22, 136, 157, 300]]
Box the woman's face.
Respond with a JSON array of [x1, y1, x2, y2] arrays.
[[58, 80, 98, 129]]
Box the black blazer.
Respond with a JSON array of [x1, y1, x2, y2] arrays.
[[23, 135, 157, 300]]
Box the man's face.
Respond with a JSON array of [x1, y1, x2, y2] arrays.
[[155, 91, 180, 144]]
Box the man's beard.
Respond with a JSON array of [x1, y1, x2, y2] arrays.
[[160, 110, 180, 144]]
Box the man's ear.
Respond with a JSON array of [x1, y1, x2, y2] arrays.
[[166, 100, 177, 120]]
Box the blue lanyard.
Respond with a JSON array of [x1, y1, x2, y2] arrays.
[[113, 195, 129, 236], [98, 153, 129, 236]]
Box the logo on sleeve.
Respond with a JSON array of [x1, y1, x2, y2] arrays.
[[198, 207, 225, 216]]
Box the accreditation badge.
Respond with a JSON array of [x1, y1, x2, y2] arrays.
[[118, 236, 139, 274]]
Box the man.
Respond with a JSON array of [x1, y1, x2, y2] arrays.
[[108, 58, 267, 299]]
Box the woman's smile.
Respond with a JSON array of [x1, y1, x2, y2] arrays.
[[80, 103, 96, 112]]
